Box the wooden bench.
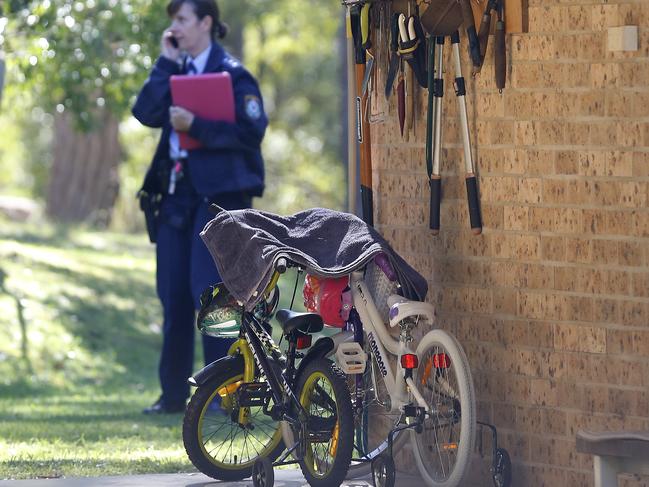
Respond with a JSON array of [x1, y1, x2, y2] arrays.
[[576, 430, 649, 487]]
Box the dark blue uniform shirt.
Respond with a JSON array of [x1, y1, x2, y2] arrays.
[[132, 42, 267, 198]]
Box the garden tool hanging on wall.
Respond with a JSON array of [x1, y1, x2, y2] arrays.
[[396, 11, 427, 139], [422, 8, 483, 235], [494, 0, 506, 91], [350, 2, 374, 226], [420, 0, 482, 69], [474, 0, 507, 92], [384, 13, 407, 136]]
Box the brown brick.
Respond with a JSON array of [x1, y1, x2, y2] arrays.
[[529, 321, 554, 349], [593, 298, 621, 323], [607, 150, 634, 177], [518, 178, 543, 204], [632, 273, 649, 298], [554, 323, 606, 353], [591, 63, 620, 88], [542, 236, 566, 261], [633, 152, 649, 177], [562, 295, 594, 322], [566, 238, 591, 263], [494, 289, 518, 316], [592, 239, 618, 265], [529, 379, 558, 407], [555, 151, 579, 175], [620, 300, 649, 327], [503, 205, 529, 231]]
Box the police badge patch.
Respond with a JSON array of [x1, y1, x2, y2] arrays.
[[244, 95, 262, 120]]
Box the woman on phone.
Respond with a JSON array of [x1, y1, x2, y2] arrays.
[[132, 0, 267, 414]]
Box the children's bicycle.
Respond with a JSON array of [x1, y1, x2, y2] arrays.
[[302, 256, 478, 487], [182, 258, 354, 487]]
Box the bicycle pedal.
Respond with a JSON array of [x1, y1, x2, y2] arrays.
[[304, 416, 337, 442], [237, 382, 269, 407], [335, 342, 367, 374]]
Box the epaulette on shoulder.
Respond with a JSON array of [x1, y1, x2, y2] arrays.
[[222, 54, 241, 69]]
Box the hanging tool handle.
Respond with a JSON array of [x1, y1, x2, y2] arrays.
[[466, 174, 482, 235], [494, 3, 506, 91], [351, 4, 373, 226], [460, 0, 481, 67], [397, 76, 405, 137], [429, 176, 441, 234], [477, 10, 492, 64], [425, 37, 434, 178], [361, 2, 371, 48], [425, 37, 440, 234]]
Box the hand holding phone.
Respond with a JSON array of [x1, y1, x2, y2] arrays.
[[161, 31, 180, 61]]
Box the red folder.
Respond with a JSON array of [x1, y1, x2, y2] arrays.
[[170, 71, 235, 150]]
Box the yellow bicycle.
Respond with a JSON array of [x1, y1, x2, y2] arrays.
[[182, 258, 354, 486]]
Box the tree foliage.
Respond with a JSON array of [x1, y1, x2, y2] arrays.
[[1, 0, 346, 220], [4, 0, 168, 128]]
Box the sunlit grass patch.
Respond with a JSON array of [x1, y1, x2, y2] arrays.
[[0, 220, 198, 478]]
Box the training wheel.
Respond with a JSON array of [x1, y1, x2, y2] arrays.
[[371, 453, 395, 487], [252, 456, 274, 487], [492, 447, 512, 487]]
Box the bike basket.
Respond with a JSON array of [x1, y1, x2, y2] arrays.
[[303, 274, 350, 328], [197, 283, 242, 338], [364, 255, 400, 323]]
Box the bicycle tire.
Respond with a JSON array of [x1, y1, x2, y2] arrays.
[[294, 358, 354, 487], [182, 355, 285, 481], [411, 329, 477, 487]]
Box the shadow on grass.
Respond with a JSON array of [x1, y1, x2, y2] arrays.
[[4, 253, 161, 389]]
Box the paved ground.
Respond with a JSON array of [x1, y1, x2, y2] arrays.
[[0, 470, 424, 487]]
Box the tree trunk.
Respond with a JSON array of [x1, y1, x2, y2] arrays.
[[46, 112, 121, 226]]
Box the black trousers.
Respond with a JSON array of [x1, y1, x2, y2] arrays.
[[155, 182, 251, 403]]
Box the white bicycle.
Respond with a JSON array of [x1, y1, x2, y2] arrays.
[[310, 258, 477, 487]]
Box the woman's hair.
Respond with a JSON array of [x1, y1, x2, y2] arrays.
[[167, 0, 229, 39]]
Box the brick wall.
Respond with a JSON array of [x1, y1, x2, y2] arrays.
[[370, 1, 649, 485]]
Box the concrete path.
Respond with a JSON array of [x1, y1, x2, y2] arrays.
[[0, 470, 424, 487]]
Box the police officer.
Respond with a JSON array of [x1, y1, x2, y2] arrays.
[[132, 0, 267, 414]]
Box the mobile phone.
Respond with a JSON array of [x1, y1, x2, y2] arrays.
[[169, 36, 179, 48]]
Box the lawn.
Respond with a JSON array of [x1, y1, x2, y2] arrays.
[[0, 218, 195, 479], [0, 218, 305, 479]]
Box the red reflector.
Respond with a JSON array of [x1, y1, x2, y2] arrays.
[[433, 353, 451, 369], [400, 354, 418, 369], [296, 335, 312, 349]]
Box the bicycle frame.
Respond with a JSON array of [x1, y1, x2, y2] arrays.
[[348, 270, 435, 413], [237, 312, 307, 427]]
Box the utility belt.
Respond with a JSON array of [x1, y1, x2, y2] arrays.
[[138, 157, 189, 243]]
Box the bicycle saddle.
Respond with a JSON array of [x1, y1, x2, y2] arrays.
[[275, 309, 324, 334]]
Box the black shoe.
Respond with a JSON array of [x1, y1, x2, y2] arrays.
[[142, 397, 186, 415]]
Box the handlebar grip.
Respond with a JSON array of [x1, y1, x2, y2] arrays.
[[495, 20, 506, 91], [275, 257, 287, 274]]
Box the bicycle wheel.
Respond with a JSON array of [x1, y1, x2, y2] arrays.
[[182, 355, 285, 481], [346, 342, 408, 478], [294, 358, 354, 487], [411, 329, 476, 487]]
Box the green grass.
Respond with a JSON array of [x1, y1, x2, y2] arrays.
[[0, 217, 310, 480], [0, 218, 192, 479]]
